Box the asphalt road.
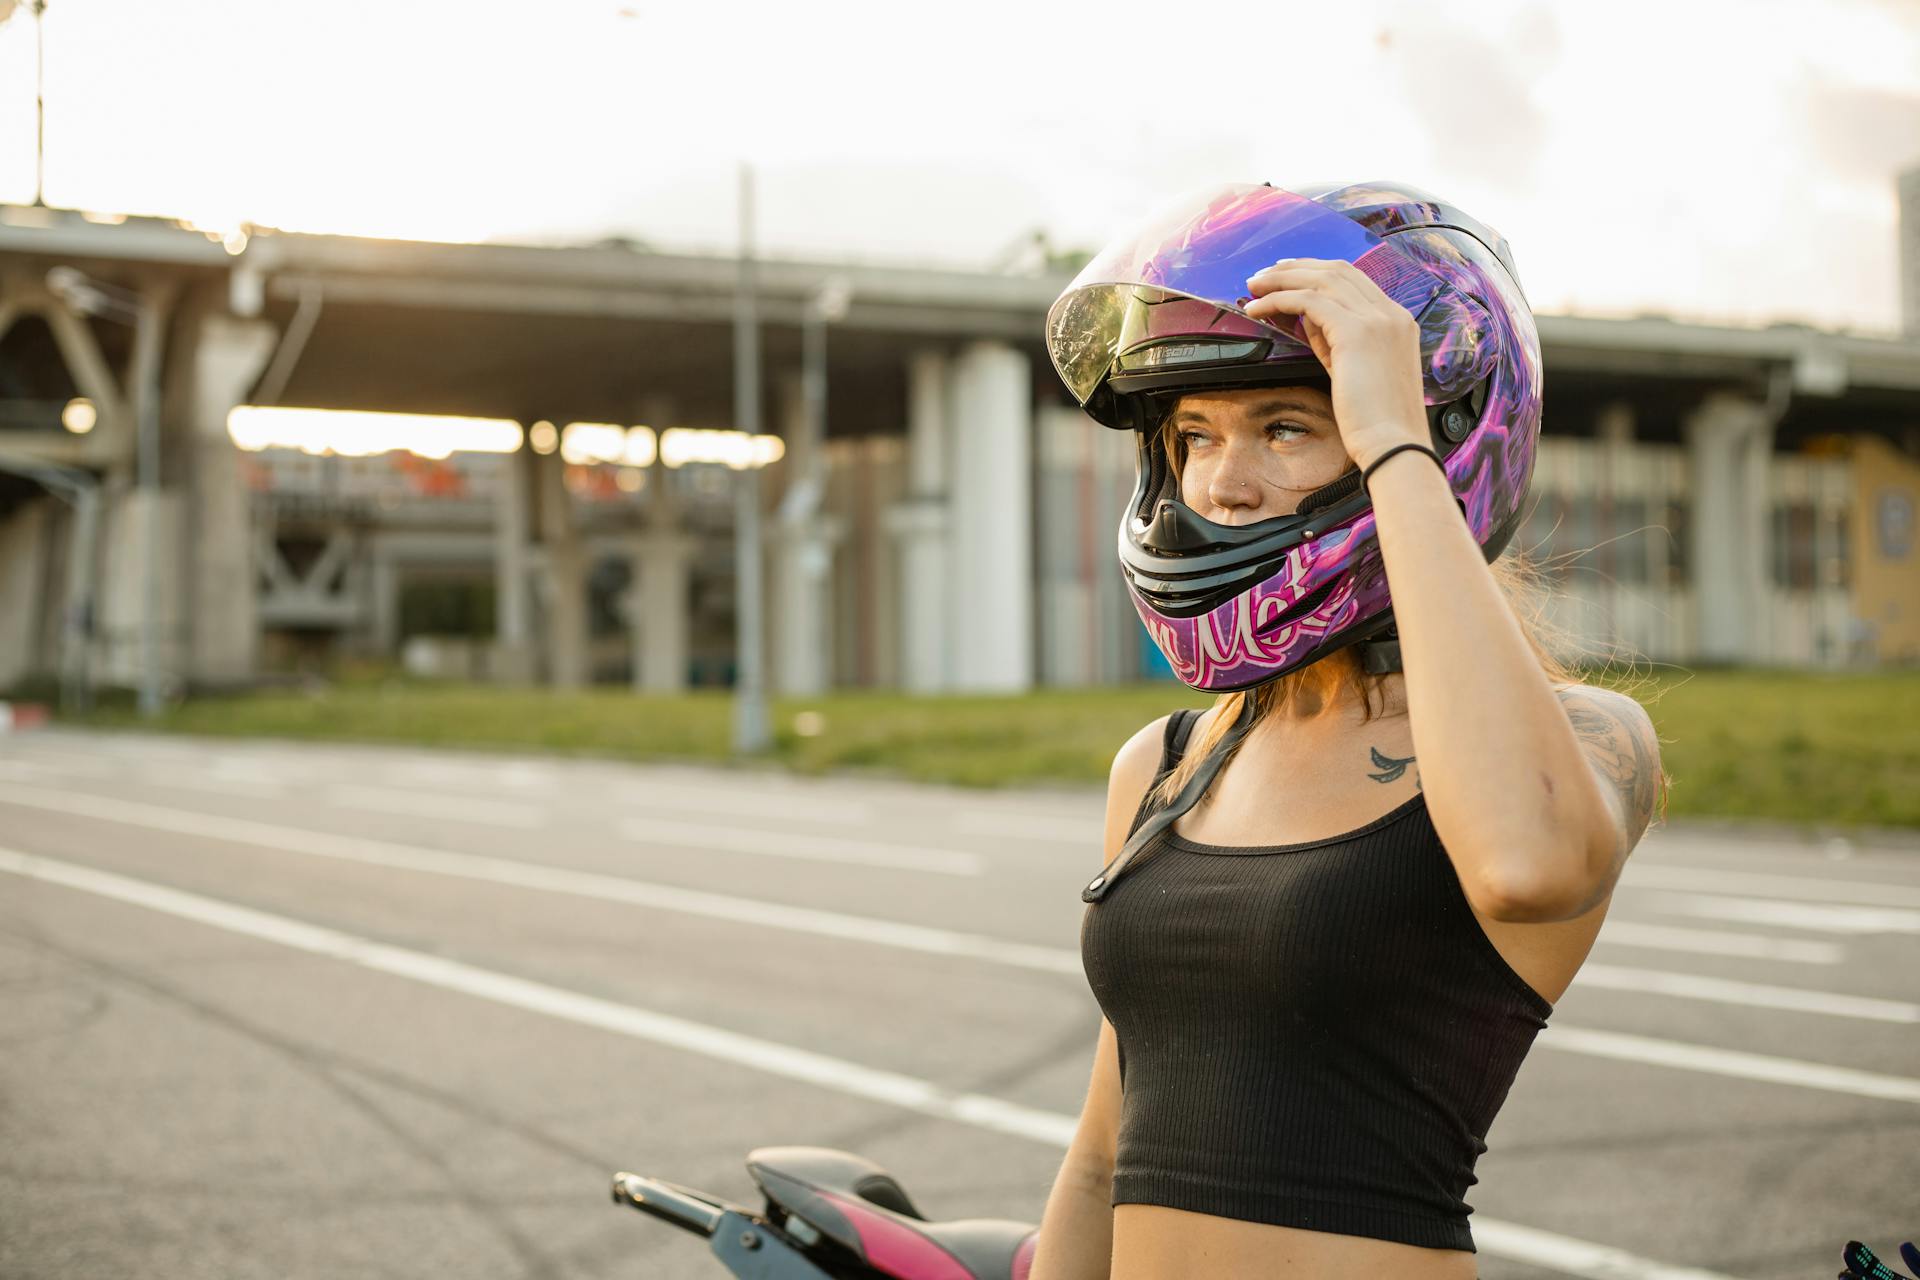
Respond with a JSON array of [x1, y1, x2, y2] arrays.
[[0, 727, 1914, 1280]]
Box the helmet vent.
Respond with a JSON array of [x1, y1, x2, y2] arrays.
[[1145, 498, 1224, 553], [1296, 469, 1363, 517]]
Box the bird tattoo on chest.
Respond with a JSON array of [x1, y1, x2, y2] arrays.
[[1367, 745, 1419, 787]]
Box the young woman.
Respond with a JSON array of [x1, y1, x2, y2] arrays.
[[1030, 183, 1667, 1279]]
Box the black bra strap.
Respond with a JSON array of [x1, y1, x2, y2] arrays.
[[1085, 695, 1260, 903]]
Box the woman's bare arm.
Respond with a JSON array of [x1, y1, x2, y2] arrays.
[[1030, 716, 1166, 1280]]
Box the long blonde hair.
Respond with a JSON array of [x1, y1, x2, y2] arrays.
[[1147, 409, 1594, 812]]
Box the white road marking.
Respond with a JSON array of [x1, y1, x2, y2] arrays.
[[1470, 1220, 1754, 1280], [121, 756, 294, 797], [141, 772, 288, 799], [211, 755, 295, 781], [0, 847, 1756, 1280], [388, 759, 561, 792], [52, 734, 201, 758], [0, 845, 1072, 1141], [327, 783, 545, 829], [1572, 963, 1918, 1023], [0, 749, 115, 777], [1593, 921, 1843, 964], [1622, 864, 1920, 909], [0, 760, 58, 782], [620, 816, 982, 876], [1640, 892, 1920, 935], [1, 785, 1905, 1037], [620, 787, 875, 826], [1537, 1025, 1920, 1104], [952, 810, 1100, 845], [367, 761, 881, 826], [0, 784, 1016, 954]]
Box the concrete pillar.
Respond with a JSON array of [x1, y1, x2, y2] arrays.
[[493, 444, 537, 684], [368, 552, 400, 658], [947, 341, 1034, 692], [627, 490, 697, 694], [180, 312, 276, 686], [1595, 400, 1635, 646], [1035, 405, 1104, 687], [1684, 393, 1773, 664], [0, 499, 51, 689], [97, 485, 183, 686], [887, 350, 952, 692], [771, 374, 840, 696], [532, 446, 589, 688], [1596, 401, 1634, 450]]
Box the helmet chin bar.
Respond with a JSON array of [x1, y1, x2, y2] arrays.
[[1118, 386, 1480, 622]]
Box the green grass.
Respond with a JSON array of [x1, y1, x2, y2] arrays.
[[40, 668, 1920, 829], [1627, 669, 1920, 830]]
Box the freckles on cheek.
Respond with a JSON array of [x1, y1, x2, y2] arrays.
[[1180, 469, 1207, 509]]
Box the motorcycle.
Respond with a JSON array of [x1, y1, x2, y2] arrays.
[[613, 1146, 1039, 1279]]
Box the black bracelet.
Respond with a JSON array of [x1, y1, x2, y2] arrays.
[[1361, 442, 1445, 494]]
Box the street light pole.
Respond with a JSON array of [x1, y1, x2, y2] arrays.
[[797, 277, 850, 515], [772, 277, 852, 695], [31, 0, 44, 207], [132, 286, 167, 717], [731, 163, 771, 754]]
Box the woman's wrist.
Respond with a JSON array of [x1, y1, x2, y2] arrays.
[[1361, 442, 1447, 491], [1359, 441, 1436, 479]]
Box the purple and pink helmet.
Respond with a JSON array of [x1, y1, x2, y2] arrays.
[[1045, 181, 1543, 693]]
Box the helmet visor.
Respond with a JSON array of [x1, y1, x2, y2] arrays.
[[1047, 184, 1437, 405]]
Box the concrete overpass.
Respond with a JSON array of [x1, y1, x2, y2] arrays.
[[2, 202, 1918, 701]]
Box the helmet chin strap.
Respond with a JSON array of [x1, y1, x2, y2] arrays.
[[1084, 693, 1263, 903], [1357, 626, 1402, 674]]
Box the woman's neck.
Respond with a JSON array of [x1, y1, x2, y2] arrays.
[[1255, 661, 1407, 726]]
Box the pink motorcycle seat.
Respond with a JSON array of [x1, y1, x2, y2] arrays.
[[747, 1146, 1037, 1280]]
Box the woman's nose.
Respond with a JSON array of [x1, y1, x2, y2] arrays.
[[1205, 463, 1261, 515], [1208, 435, 1276, 512]]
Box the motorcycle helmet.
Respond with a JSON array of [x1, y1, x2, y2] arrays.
[[1045, 180, 1544, 694]]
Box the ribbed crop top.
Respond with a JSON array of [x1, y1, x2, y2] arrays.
[[1079, 709, 1554, 1253]]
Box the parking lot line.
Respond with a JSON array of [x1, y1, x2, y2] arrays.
[[0, 845, 1755, 1280]]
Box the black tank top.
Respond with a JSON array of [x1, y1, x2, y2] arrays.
[[1079, 709, 1554, 1253]]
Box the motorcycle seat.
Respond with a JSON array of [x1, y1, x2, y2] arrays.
[[747, 1146, 1037, 1280]]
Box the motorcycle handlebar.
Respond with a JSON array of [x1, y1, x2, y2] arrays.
[[610, 1172, 726, 1237]]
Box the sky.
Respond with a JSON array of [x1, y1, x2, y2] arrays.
[[0, 0, 1916, 335]]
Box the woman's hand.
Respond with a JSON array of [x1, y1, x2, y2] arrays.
[[1242, 258, 1428, 470]]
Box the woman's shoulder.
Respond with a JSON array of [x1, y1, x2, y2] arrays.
[[1108, 712, 1175, 796], [1107, 706, 1213, 797], [1100, 713, 1179, 859], [1550, 678, 1654, 719]]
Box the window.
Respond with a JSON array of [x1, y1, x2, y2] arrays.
[[1771, 503, 1818, 591]]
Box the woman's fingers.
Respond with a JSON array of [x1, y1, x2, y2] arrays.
[[1247, 259, 1405, 326], [1246, 257, 1368, 296], [1240, 290, 1343, 367], [1243, 286, 1360, 330]]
